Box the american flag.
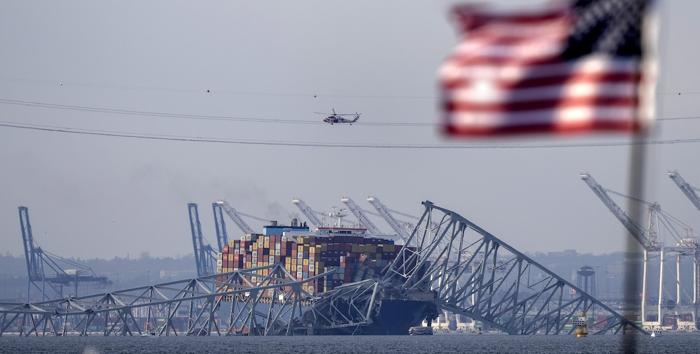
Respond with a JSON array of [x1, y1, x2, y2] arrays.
[[439, 0, 656, 136]]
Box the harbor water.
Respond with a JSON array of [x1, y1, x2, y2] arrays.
[[2, 334, 700, 354]]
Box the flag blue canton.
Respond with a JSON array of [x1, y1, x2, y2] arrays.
[[563, 0, 649, 59]]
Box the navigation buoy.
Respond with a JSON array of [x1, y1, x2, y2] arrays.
[[573, 313, 588, 338]]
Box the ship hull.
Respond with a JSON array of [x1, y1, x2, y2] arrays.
[[310, 298, 438, 335]]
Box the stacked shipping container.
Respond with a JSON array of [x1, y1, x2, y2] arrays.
[[217, 233, 400, 294]]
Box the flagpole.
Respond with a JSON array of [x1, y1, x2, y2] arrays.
[[623, 127, 650, 352], [624, 1, 660, 350]]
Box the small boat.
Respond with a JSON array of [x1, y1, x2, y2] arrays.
[[650, 329, 662, 337], [409, 326, 433, 335]]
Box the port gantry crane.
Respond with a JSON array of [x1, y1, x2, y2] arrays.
[[214, 200, 255, 235], [366, 196, 415, 241], [216, 199, 274, 236], [17, 206, 109, 301], [340, 197, 385, 236], [291, 198, 323, 228], [580, 173, 661, 250], [668, 171, 700, 212], [215, 200, 272, 236], [366, 196, 447, 244], [211, 202, 229, 253], [580, 173, 699, 330], [187, 203, 217, 277]]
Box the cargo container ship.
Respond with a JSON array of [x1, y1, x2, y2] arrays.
[[217, 219, 438, 334], [218, 219, 401, 294]]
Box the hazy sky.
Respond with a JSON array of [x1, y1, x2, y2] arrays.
[[1, 0, 699, 259]]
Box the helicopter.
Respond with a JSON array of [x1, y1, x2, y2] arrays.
[[315, 109, 361, 125]]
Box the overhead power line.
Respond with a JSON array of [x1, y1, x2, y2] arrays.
[[0, 75, 438, 100], [0, 97, 698, 128], [1, 74, 699, 99], [1, 120, 699, 149], [0, 98, 430, 127]]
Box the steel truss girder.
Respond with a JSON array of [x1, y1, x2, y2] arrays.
[[0, 264, 329, 337], [303, 279, 380, 331], [383, 201, 647, 335]]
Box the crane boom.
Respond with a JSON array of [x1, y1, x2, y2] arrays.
[[212, 202, 229, 252], [668, 171, 700, 211], [580, 173, 658, 250], [366, 196, 411, 241], [292, 198, 323, 227], [215, 200, 255, 234], [18, 206, 41, 280], [188, 203, 211, 276], [340, 197, 383, 235]]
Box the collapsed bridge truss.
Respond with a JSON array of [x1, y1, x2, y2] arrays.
[[0, 264, 328, 337], [1, 201, 645, 336], [383, 201, 645, 335]]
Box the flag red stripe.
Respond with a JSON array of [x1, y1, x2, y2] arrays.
[[447, 83, 639, 107], [460, 25, 569, 45], [452, 5, 569, 29], [442, 72, 642, 90], [444, 96, 639, 113], [446, 55, 564, 68], [443, 120, 640, 136], [440, 57, 640, 84]]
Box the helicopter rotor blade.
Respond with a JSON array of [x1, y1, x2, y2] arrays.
[[313, 110, 360, 117]]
